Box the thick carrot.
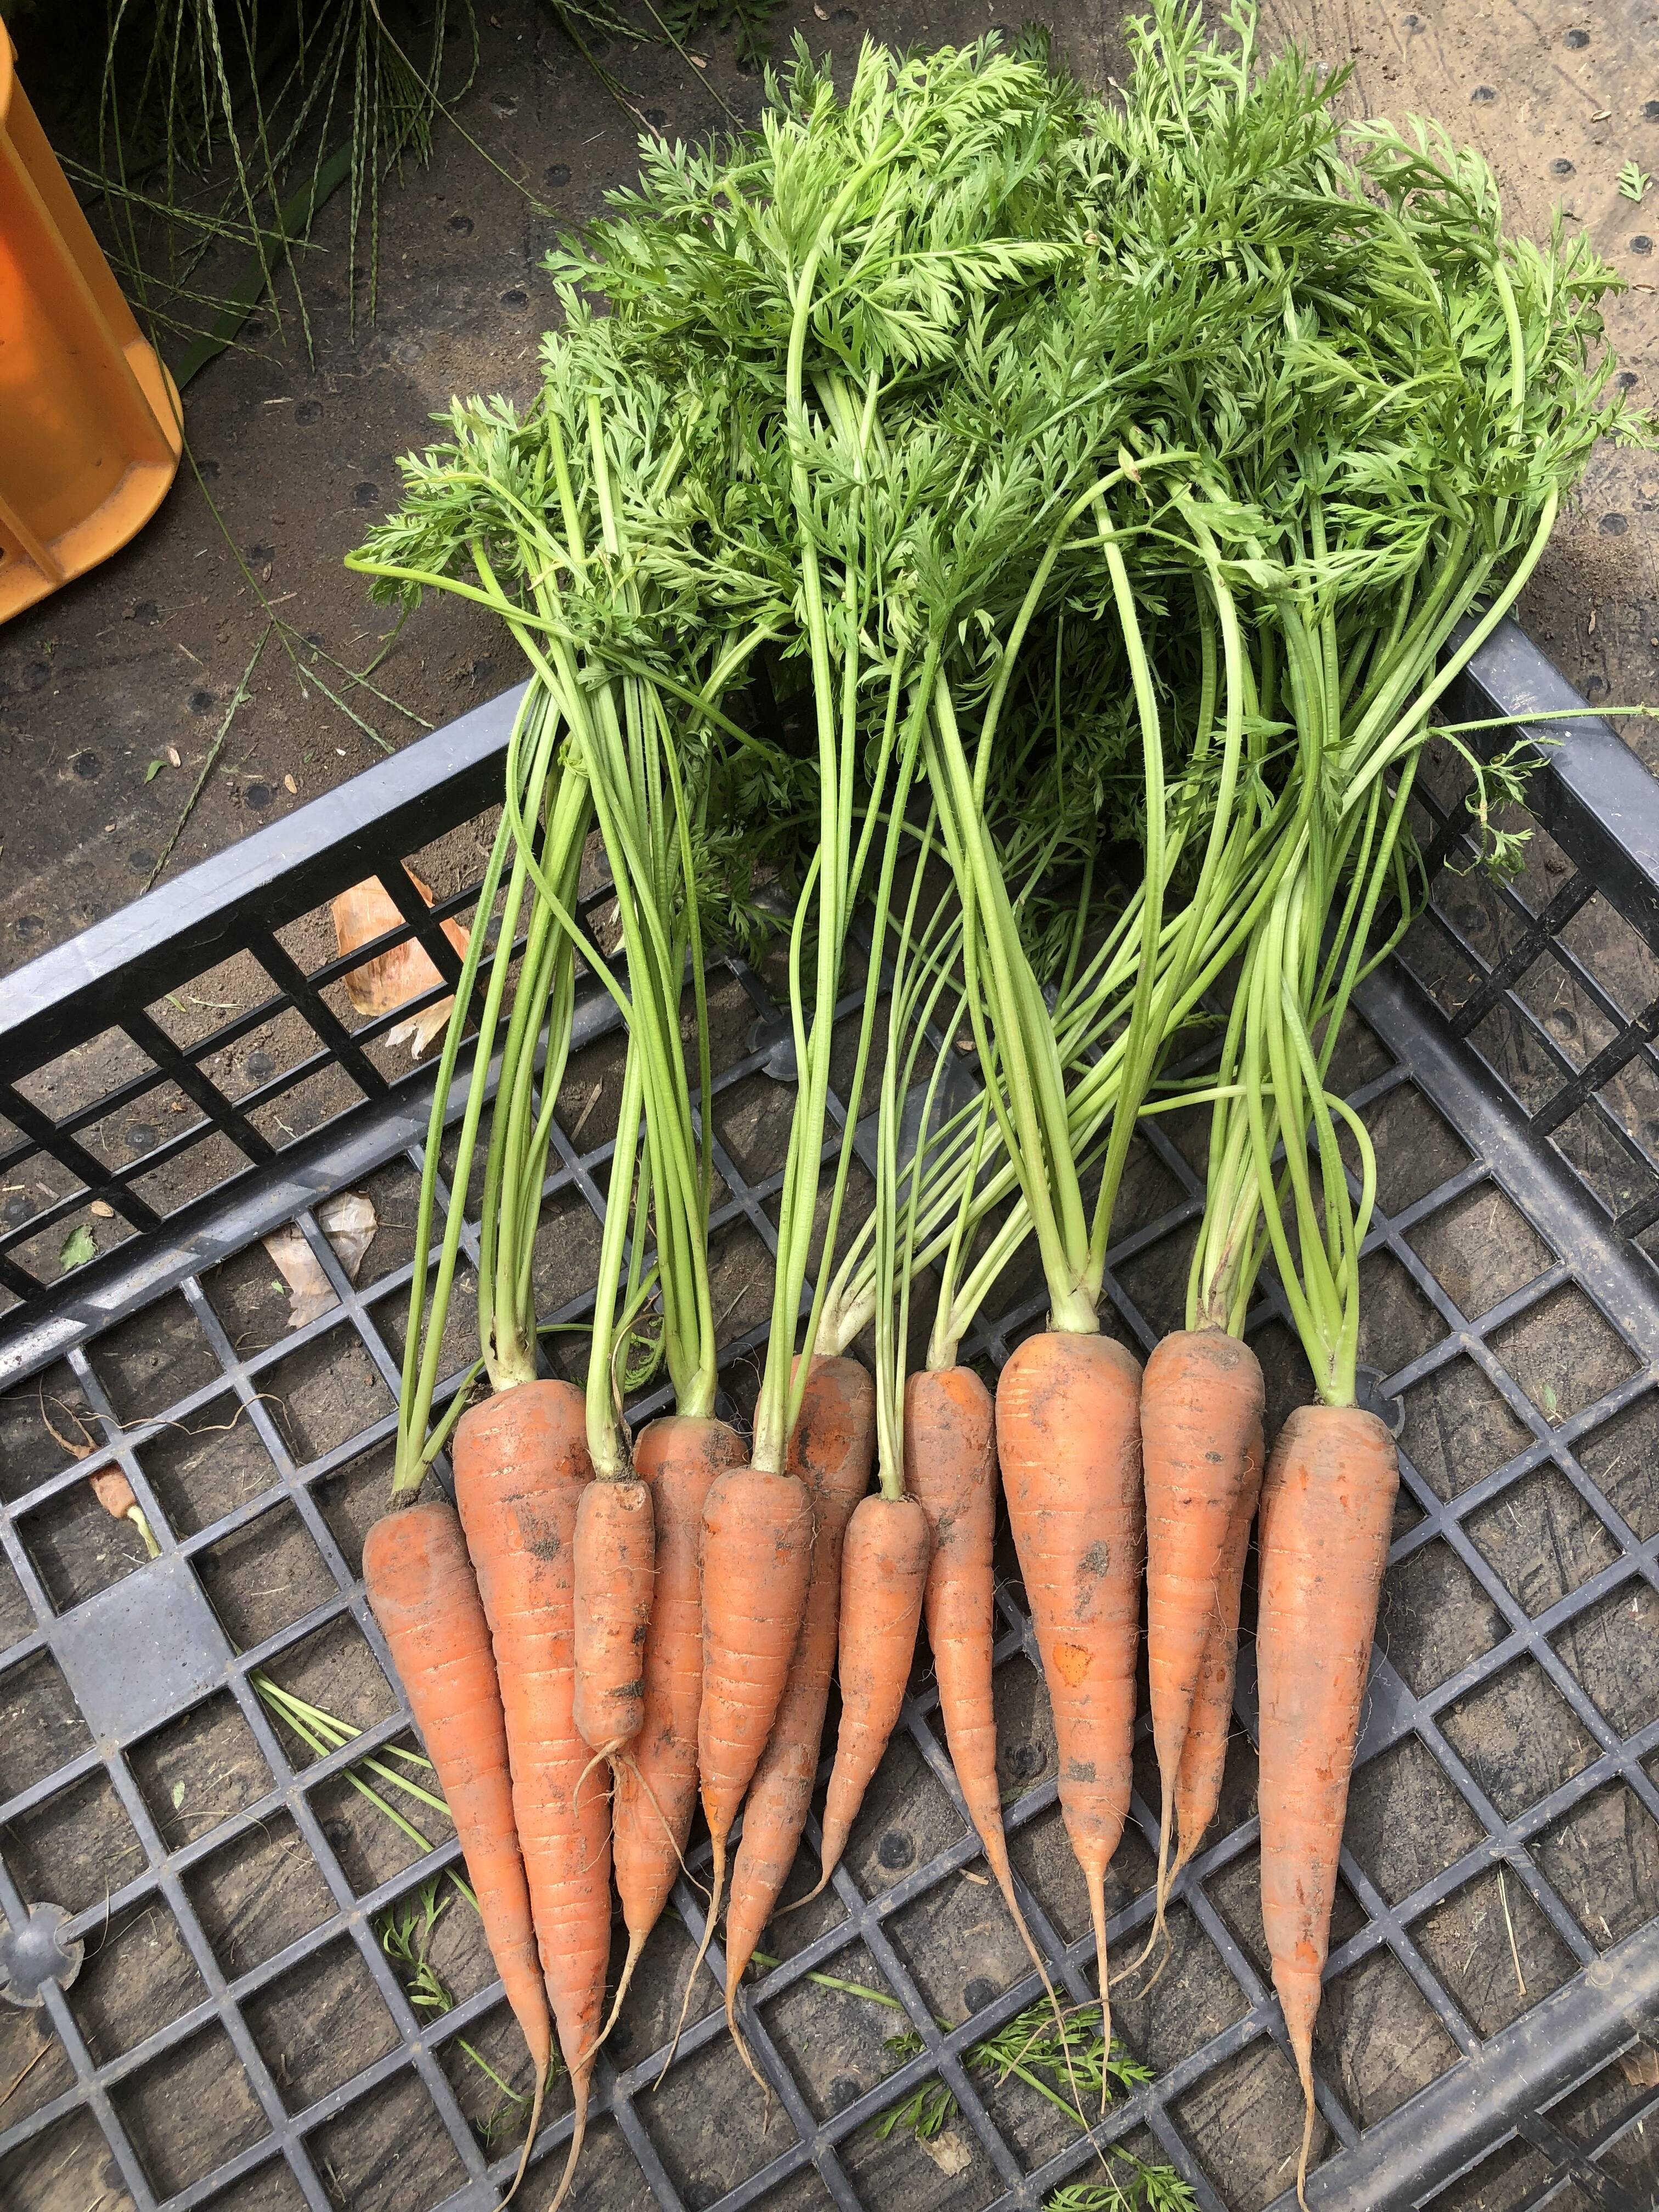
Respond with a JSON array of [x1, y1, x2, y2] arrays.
[[572, 1474, 656, 1757], [995, 1330, 1143, 2083], [813, 1493, 929, 1881], [610, 1414, 744, 2021], [362, 1499, 552, 2119], [453, 1379, 608, 2211], [681, 1460, 813, 2021], [905, 1364, 1048, 1977], [1139, 1329, 1264, 1942], [1169, 1414, 1262, 1887], [1257, 1402, 1398, 2205]]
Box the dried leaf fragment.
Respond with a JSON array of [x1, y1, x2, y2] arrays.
[[331, 868, 469, 1058], [916, 2130, 973, 2177], [262, 1190, 380, 1328]]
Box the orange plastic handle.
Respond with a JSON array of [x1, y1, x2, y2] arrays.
[[0, 31, 183, 623]]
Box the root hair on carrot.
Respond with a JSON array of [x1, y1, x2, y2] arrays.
[[721, 1978, 768, 2092], [1293, 2043, 1317, 2210], [574, 1741, 626, 1801], [657, 1839, 725, 2087], [1087, 1870, 1111, 2118], [501, 2060, 545, 2207], [589, 1927, 647, 2061], [544, 2076, 589, 2212]]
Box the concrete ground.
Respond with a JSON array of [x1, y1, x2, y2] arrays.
[[1, 0, 1656, 977]]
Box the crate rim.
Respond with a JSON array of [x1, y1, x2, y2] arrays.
[[3, 615, 1659, 2212]]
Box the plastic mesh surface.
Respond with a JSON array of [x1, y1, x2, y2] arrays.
[[2, 623, 1657, 2212]]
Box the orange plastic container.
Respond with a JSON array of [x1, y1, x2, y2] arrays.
[[0, 30, 182, 624]]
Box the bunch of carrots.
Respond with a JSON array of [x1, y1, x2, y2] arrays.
[[342, 10, 1647, 2205]]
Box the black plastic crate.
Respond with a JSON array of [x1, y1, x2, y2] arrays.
[[1, 617, 1656, 2212]]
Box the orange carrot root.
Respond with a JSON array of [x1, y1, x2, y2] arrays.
[[725, 1358, 874, 2045], [674, 1460, 812, 2063], [1167, 1415, 1263, 1894], [905, 1365, 1060, 2007], [697, 1461, 815, 1836], [1257, 1402, 1398, 2208], [573, 1475, 656, 1756], [452, 1379, 612, 2176], [362, 1499, 554, 2101], [613, 1413, 746, 2025], [1138, 1329, 1264, 1965], [996, 1329, 1144, 2105], [812, 1492, 929, 1886]]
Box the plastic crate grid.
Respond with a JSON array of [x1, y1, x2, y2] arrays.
[[0, 625, 1657, 2212]]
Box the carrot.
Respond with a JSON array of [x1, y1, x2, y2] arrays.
[[1138, 1329, 1264, 1951], [813, 1493, 929, 1882], [608, 1413, 744, 2024], [679, 1459, 813, 2031], [453, 1378, 609, 2212], [362, 1498, 552, 2195], [572, 1473, 656, 1758], [995, 1330, 1143, 2090], [1169, 1413, 1262, 1888], [1256, 1402, 1398, 2205], [724, 1356, 873, 2044], [905, 1364, 1049, 1978]]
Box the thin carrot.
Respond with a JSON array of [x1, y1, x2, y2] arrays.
[[1169, 1414, 1262, 1889], [453, 1379, 609, 2212], [362, 1500, 551, 2196], [572, 1474, 656, 1758], [905, 1364, 1051, 1982], [1138, 1329, 1264, 1954], [679, 1460, 814, 2036], [1257, 1403, 1398, 2205], [995, 1330, 1143, 2096], [609, 1413, 745, 2028], [724, 1356, 874, 2047], [569, 1035, 656, 1772], [813, 1493, 929, 1884]]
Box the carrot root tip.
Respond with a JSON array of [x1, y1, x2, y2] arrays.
[[1292, 2034, 1317, 2210], [587, 1928, 647, 2066], [723, 1978, 768, 2093], [1296, 2093, 1316, 2211], [543, 2070, 589, 2212], [1087, 1871, 1111, 2118], [501, 2056, 547, 2208], [1120, 1836, 1175, 1989], [658, 1835, 725, 2089], [979, 1855, 1076, 2119], [777, 1858, 833, 1916], [775, 1878, 828, 1918]]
